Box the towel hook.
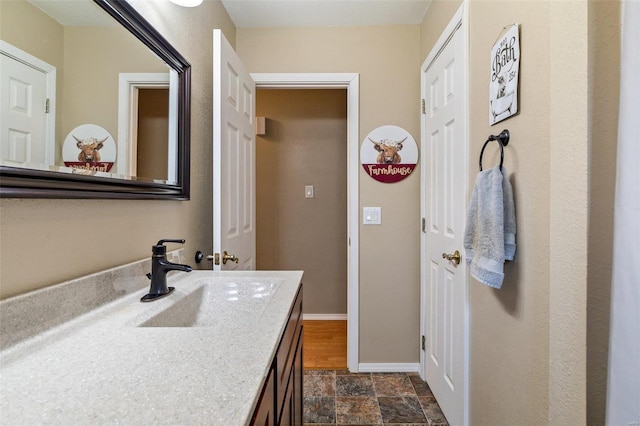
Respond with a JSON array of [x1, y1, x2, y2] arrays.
[[479, 129, 510, 171]]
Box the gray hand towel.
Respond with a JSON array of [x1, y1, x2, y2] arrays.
[[464, 165, 516, 288]]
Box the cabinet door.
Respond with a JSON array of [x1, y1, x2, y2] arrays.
[[252, 367, 275, 426], [279, 371, 294, 426], [281, 322, 303, 425], [276, 289, 302, 414], [293, 327, 303, 426]]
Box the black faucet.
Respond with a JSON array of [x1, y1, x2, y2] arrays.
[[141, 239, 193, 302]]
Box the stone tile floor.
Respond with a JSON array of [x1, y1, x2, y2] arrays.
[[304, 370, 449, 425]]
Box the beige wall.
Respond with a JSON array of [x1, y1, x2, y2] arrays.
[[237, 25, 422, 363], [1, 0, 65, 161], [421, 1, 619, 424], [0, 0, 236, 299], [468, 2, 553, 423], [419, 0, 462, 58], [1, 1, 620, 423], [256, 89, 347, 314], [61, 26, 166, 166], [0, 1, 64, 66], [0, 0, 173, 170]]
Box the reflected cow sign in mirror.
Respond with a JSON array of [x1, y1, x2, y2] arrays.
[[360, 125, 418, 184], [62, 124, 116, 174]]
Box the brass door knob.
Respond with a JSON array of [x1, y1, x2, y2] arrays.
[[222, 251, 239, 265], [442, 250, 461, 265]]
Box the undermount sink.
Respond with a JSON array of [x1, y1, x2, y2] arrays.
[[137, 279, 281, 328]]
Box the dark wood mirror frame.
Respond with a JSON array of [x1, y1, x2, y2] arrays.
[[0, 0, 191, 200]]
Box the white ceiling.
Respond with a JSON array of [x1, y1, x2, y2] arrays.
[[27, 0, 432, 28], [220, 0, 433, 28]]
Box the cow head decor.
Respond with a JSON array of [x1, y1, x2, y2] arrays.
[[63, 125, 116, 173], [73, 136, 108, 162], [369, 137, 407, 164], [361, 125, 418, 184]]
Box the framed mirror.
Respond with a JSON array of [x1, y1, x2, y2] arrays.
[[0, 0, 191, 199]]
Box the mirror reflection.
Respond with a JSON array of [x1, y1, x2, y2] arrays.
[[0, 0, 177, 183]]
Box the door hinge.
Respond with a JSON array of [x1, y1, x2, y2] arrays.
[[421, 99, 426, 115], [421, 335, 426, 351], [421, 218, 426, 233], [45, 98, 50, 113], [214, 253, 220, 265]]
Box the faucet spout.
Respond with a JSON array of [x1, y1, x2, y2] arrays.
[[160, 259, 193, 274], [141, 239, 192, 302]]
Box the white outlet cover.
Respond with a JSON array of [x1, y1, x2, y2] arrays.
[[363, 207, 381, 225]]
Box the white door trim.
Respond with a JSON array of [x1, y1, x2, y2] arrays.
[[251, 72, 360, 372], [420, 4, 469, 425], [117, 72, 175, 179], [0, 40, 56, 166]]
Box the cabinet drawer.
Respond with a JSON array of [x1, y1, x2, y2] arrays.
[[275, 287, 302, 415]]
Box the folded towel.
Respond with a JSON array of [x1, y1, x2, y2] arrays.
[[463, 165, 516, 288]]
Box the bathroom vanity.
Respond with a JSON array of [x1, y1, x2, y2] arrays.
[[252, 284, 303, 425], [0, 264, 303, 425]]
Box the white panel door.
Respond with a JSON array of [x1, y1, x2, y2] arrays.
[[213, 29, 256, 271], [0, 53, 49, 165], [420, 9, 468, 426]]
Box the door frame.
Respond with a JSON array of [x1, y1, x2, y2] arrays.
[[117, 72, 176, 179], [419, 4, 469, 425], [251, 73, 360, 372]]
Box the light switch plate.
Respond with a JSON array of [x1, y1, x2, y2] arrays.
[[363, 207, 381, 225], [305, 185, 314, 198]]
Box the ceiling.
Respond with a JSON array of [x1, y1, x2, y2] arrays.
[[27, 0, 432, 28], [220, 0, 433, 28]]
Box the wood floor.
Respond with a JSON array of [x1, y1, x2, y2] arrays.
[[302, 320, 347, 370]]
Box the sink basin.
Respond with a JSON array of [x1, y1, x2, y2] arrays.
[[137, 279, 281, 327]]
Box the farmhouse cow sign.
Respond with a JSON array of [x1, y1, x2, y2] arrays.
[[361, 125, 418, 184], [63, 124, 116, 174]]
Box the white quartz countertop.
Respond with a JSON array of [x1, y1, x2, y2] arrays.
[[0, 270, 303, 425]]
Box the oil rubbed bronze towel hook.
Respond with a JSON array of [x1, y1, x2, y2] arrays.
[[479, 129, 510, 171]]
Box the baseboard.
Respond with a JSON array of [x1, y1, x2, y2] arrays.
[[358, 363, 420, 373], [302, 314, 348, 321]]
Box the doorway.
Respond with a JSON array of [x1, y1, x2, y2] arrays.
[[255, 88, 347, 308], [256, 88, 348, 369], [252, 73, 360, 372], [117, 72, 173, 179], [136, 88, 169, 180]]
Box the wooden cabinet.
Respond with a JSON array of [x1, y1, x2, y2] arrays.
[[251, 286, 303, 426], [252, 367, 275, 426]]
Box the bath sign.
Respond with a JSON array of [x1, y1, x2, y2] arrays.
[[490, 24, 520, 125], [360, 125, 418, 184], [62, 124, 116, 173]]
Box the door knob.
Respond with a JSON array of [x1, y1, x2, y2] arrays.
[[442, 250, 461, 265], [222, 251, 239, 265]]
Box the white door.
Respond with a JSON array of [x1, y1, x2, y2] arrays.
[[212, 29, 256, 271], [0, 45, 54, 166], [420, 6, 468, 426]]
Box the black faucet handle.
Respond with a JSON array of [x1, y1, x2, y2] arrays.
[[153, 239, 186, 256], [156, 239, 186, 246]]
